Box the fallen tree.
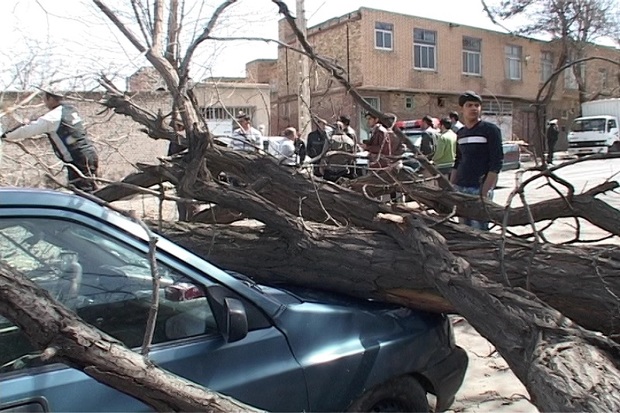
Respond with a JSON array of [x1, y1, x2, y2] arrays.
[[2, 0, 620, 412]]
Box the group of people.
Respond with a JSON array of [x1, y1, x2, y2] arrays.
[[1, 87, 506, 231], [359, 92, 504, 230], [306, 115, 358, 182]]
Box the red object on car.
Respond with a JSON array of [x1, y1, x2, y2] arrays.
[[165, 283, 205, 301], [395, 118, 440, 131]]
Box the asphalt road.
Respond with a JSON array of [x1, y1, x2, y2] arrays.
[[492, 156, 620, 243]]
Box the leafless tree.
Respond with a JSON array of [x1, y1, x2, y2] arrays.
[[1, 0, 620, 411]]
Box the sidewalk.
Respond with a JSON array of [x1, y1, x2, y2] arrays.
[[519, 151, 575, 163]]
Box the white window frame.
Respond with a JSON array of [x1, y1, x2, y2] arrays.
[[200, 106, 254, 121], [540, 51, 553, 83], [462, 37, 481, 76], [413, 29, 437, 71], [505, 45, 522, 80], [375, 22, 393, 51]]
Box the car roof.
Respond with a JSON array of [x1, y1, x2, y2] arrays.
[[0, 187, 284, 315]]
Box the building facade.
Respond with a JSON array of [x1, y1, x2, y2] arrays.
[[127, 66, 273, 136], [275, 7, 620, 152]]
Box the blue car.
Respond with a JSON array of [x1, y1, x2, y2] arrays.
[[0, 188, 467, 412]]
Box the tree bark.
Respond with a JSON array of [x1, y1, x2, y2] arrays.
[[0, 262, 262, 413], [158, 218, 620, 340]]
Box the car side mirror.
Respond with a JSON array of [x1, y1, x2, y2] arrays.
[[223, 297, 248, 343], [206, 285, 248, 343]]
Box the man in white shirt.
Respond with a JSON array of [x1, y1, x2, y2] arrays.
[[276, 127, 300, 166], [1, 88, 99, 192], [231, 112, 262, 152]]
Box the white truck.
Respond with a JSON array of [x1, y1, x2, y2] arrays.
[[567, 99, 620, 156]]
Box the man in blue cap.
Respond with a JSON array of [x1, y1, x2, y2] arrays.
[[450, 91, 503, 230]]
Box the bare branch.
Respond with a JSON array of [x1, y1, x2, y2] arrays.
[[179, 0, 238, 80], [92, 0, 147, 54]]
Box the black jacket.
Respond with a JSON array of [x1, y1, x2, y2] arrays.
[[306, 129, 328, 161]]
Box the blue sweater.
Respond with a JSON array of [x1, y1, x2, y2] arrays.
[[453, 120, 504, 188]]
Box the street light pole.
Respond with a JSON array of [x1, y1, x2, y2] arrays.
[[296, 0, 311, 143]]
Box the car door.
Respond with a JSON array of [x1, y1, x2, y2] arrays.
[[0, 212, 307, 412]]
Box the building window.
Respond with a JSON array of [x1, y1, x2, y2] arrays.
[[541, 51, 554, 82], [375, 22, 393, 50], [414, 29, 437, 70], [462, 37, 481, 75], [505, 45, 522, 80], [405, 96, 414, 110], [599, 68, 609, 88], [485, 100, 513, 116], [200, 106, 254, 120]]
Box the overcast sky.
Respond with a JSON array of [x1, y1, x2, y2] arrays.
[[0, 0, 543, 90]]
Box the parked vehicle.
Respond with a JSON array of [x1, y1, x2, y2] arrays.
[[0, 188, 467, 413], [567, 99, 620, 156], [501, 141, 521, 171], [395, 118, 440, 149]]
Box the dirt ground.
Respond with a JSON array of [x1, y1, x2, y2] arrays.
[[448, 316, 537, 412]]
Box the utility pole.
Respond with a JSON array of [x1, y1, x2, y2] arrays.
[[296, 0, 311, 143]]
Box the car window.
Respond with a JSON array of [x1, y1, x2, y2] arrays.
[[0, 217, 217, 374]]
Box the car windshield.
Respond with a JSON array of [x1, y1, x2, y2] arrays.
[[0, 218, 177, 307], [571, 118, 607, 132], [403, 131, 423, 147]]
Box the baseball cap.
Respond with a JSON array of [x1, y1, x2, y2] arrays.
[[458, 91, 482, 107]]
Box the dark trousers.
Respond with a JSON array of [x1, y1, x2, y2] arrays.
[[67, 152, 99, 193], [547, 138, 558, 162], [176, 202, 199, 222]]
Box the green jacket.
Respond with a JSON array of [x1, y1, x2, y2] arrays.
[[432, 129, 457, 169]]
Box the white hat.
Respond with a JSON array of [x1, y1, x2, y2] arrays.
[[548, 119, 558, 125]]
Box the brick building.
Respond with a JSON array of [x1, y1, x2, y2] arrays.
[[127, 65, 273, 135], [275, 7, 620, 152]]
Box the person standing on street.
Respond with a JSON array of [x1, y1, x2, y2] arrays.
[[306, 118, 331, 176], [339, 115, 358, 146], [1, 87, 99, 192], [546, 119, 559, 164], [420, 115, 439, 157], [449, 111, 464, 133], [276, 127, 302, 166], [363, 112, 400, 169], [231, 112, 262, 153], [450, 91, 504, 230], [432, 118, 457, 175]]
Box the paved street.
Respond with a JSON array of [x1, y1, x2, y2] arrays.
[[492, 156, 620, 243]]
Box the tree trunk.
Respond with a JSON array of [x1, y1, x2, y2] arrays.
[[158, 218, 620, 340], [0, 262, 262, 413], [87, 137, 620, 410]]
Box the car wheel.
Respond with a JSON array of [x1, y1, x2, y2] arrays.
[[610, 142, 620, 152], [347, 376, 429, 412]]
